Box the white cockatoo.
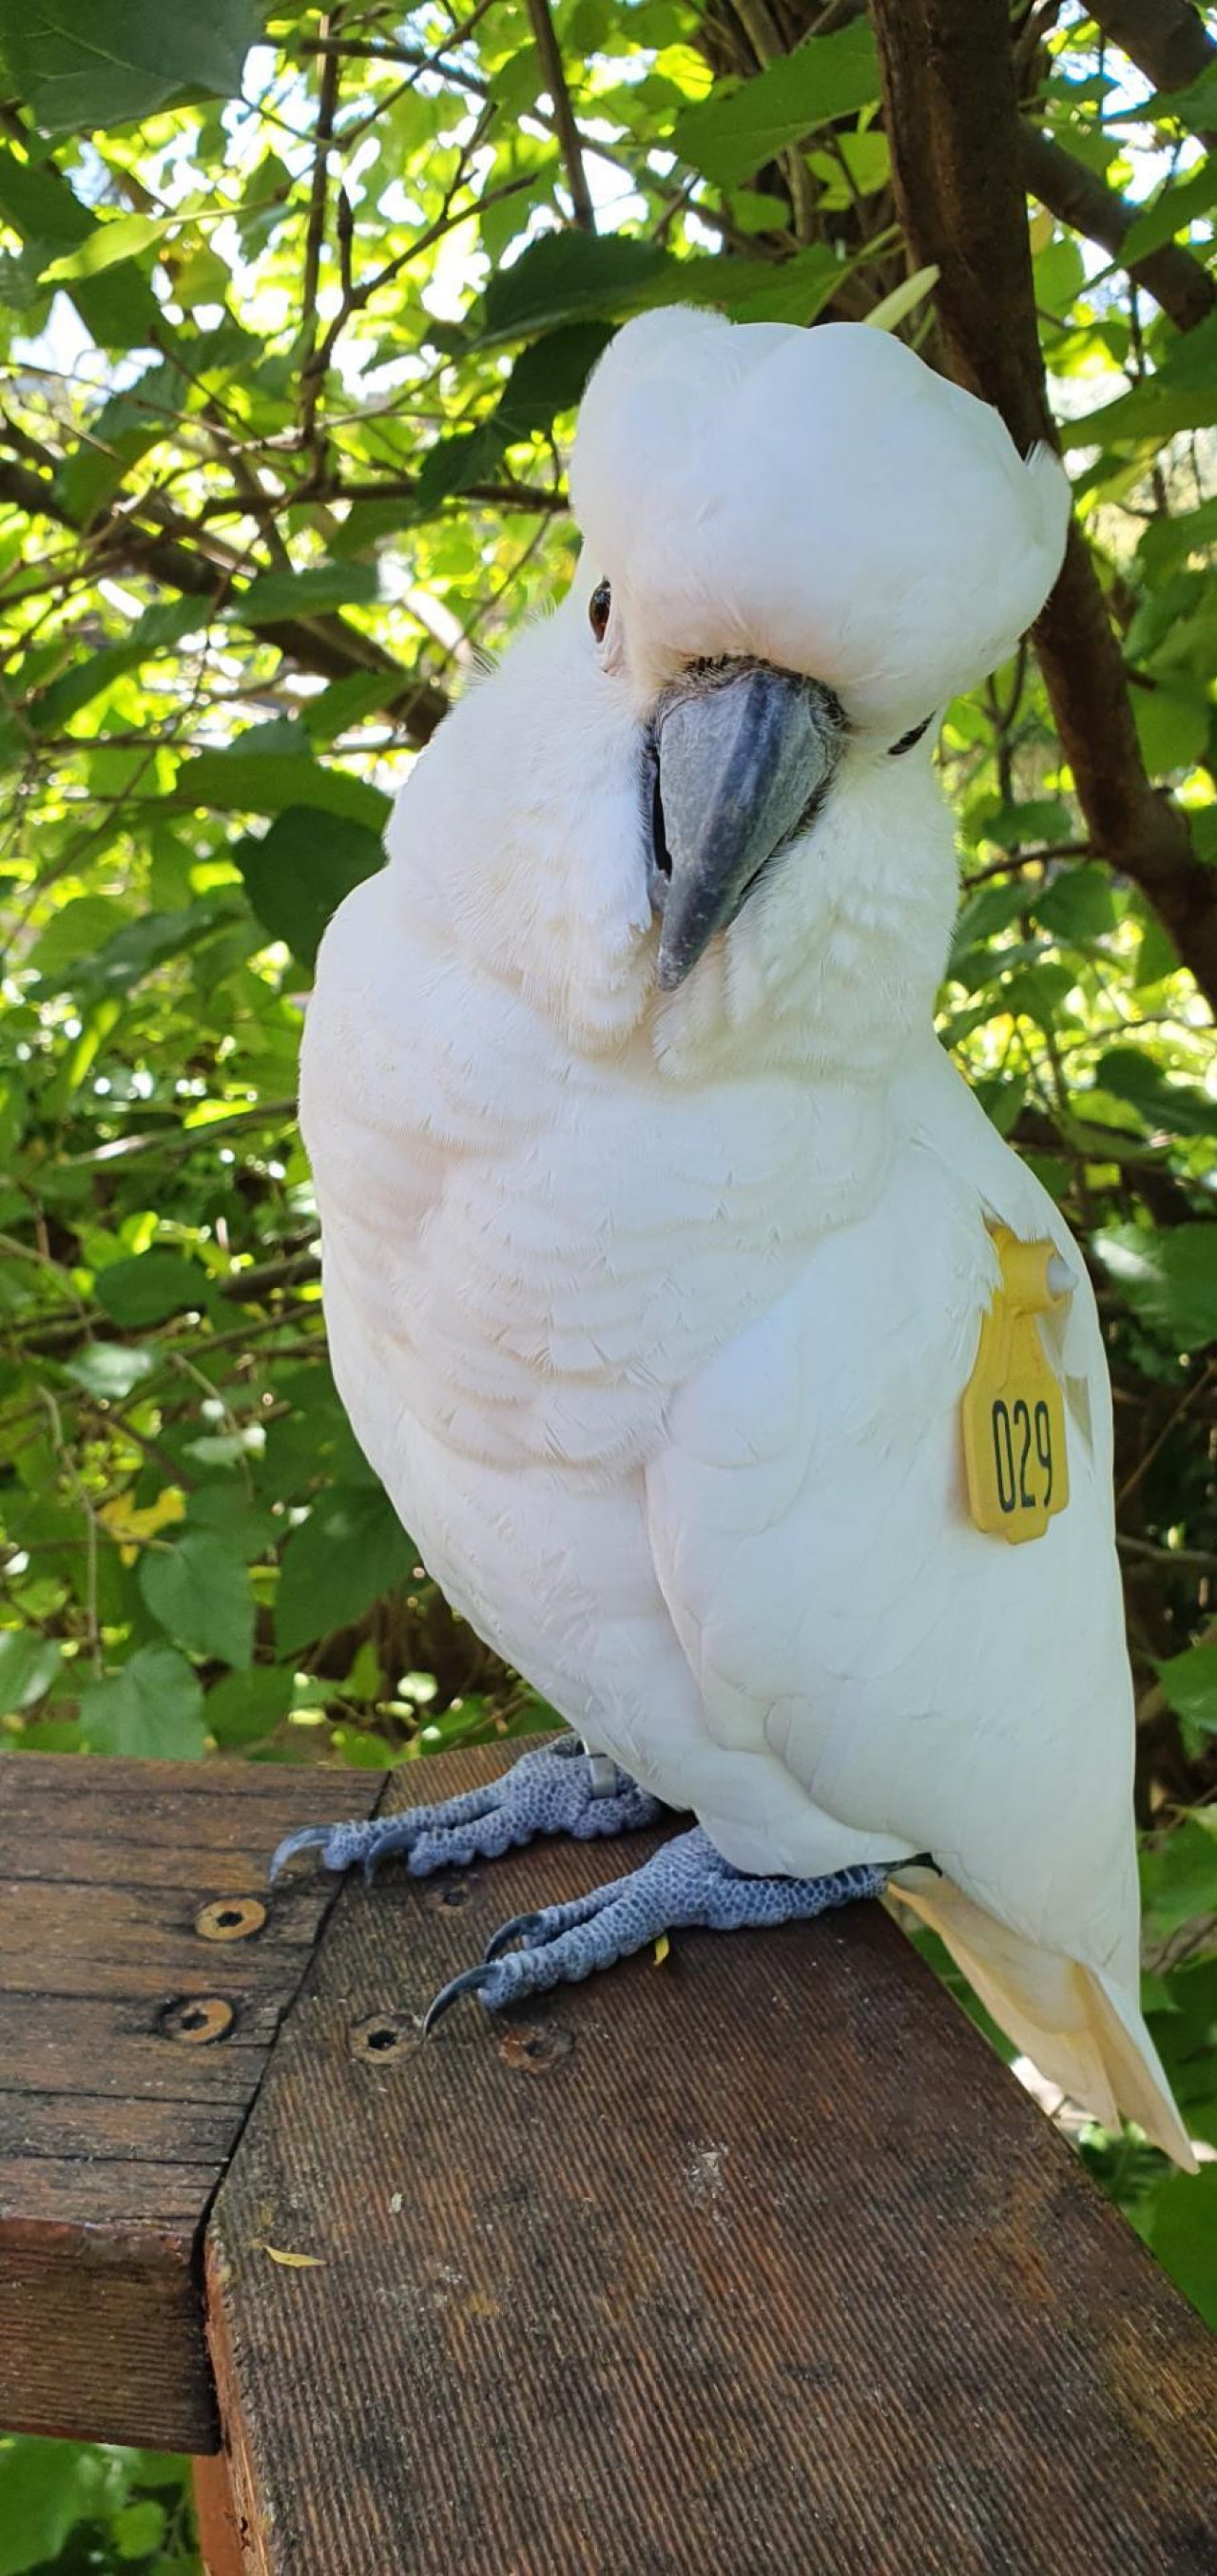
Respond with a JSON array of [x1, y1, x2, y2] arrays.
[[276, 310, 1193, 2168]]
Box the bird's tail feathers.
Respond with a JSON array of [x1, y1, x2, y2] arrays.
[[901, 1878, 1196, 2172]]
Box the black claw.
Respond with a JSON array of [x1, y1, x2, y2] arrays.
[[268, 1825, 333, 1884], [422, 1964, 497, 2037], [484, 1912, 543, 1962], [894, 1851, 942, 1878]]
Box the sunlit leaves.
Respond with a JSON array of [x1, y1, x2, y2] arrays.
[[671, 20, 879, 187]]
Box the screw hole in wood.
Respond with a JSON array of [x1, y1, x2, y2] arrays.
[[348, 2010, 419, 2064], [160, 1995, 234, 2046], [498, 2022, 574, 2074], [196, 1896, 267, 1943]]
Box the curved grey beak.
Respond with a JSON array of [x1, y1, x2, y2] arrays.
[[647, 663, 844, 991]]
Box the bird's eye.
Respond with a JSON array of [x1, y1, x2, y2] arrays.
[[589, 578, 611, 643]]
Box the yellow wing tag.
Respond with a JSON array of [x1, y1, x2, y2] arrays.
[[962, 1226, 1071, 1545]]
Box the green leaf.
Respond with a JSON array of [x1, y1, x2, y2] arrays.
[[81, 901, 235, 998], [1136, 495, 1217, 583], [1145, 66, 1217, 133], [94, 1250, 212, 1325], [1034, 865, 1116, 941], [238, 562, 382, 623], [7, 2, 266, 133], [1094, 1223, 1217, 1350], [494, 321, 613, 439], [235, 805, 385, 969], [40, 209, 171, 279], [184, 1486, 278, 1559], [140, 1532, 255, 1667], [1145, 2164, 1217, 2328], [276, 1484, 412, 1654], [708, 242, 847, 326], [0, 142, 161, 342], [1122, 156, 1217, 261], [78, 1644, 206, 1759], [179, 745, 391, 832], [671, 21, 879, 187], [23, 598, 203, 740], [112, 2499, 167, 2560], [0, 2438, 126, 2576], [27, 894, 129, 981], [1033, 232, 1085, 320], [0, 1628, 63, 1713], [864, 264, 939, 334], [1141, 1812, 1217, 1937], [1061, 382, 1217, 450], [1092, 1047, 1217, 1137], [57, 365, 184, 526], [412, 423, 508, 511], [1131, 683, 1210, 777], [204, 1661, 295, 1746], [478, 230, 672, 343], [973, 798, 1074, 850], [1155, 1644, 1217, 1755]]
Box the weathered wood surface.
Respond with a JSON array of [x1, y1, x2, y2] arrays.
[[0, 1754, 385, 2449], [208, 1744, 1217, 2576]]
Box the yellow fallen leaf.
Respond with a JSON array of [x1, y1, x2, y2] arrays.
[[257, 2242, 325, 2269], [653, 1933, 669, 1968], [99, 1486, 186, 1560]]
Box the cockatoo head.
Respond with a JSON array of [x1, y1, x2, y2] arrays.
[[395, 310, 1070, 1075]]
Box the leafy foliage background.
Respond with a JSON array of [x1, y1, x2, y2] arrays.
[[0, 1, 1214, 2562]]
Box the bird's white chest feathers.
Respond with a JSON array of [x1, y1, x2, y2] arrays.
[[301, 870, 899, 1484]]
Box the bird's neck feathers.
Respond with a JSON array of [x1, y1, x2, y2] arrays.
[[653, 746, 957, 1086], [390, 606, 956, 1090]]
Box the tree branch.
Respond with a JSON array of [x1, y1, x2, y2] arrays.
[[868, 0, 1217, 1016], [1088, 0, 1215, 92], [299, 9, 343, 448], [524, 0, 595, 230], [0, 456, 449, 743], [1020, 120, 1214, 331]]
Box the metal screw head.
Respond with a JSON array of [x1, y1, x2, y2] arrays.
[[160, 1995, 234, 2046], [196, 1896, 267, 1943]]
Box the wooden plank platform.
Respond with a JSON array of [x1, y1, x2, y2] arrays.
[[207, 1745, 1217, 2576], [0, 1754, 385, 2449]]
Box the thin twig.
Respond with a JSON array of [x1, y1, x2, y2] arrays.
[[524, 0, 594, 231]]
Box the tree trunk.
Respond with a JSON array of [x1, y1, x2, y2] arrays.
[[868, 0, 1217, 1015]]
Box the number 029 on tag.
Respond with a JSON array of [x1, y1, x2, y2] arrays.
[[962, 1228, 1071, 1546]]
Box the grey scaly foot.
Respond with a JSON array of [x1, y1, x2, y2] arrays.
[[422, 1828, 897, 2029], [268, 1738, 665, 1887]]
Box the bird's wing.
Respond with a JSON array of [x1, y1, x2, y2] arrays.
[[645, 1039, 1133, 1981]]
